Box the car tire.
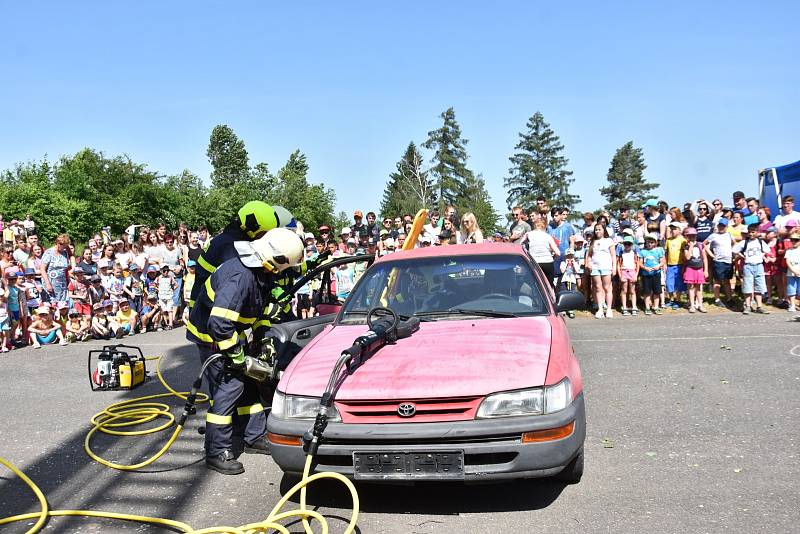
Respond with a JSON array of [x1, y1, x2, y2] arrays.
[[555, 446, 583, 484]]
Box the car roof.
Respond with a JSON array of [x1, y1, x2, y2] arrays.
[[373, 242, 525, 264]]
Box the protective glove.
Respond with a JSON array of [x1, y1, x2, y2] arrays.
[[271, 287, 293, 308], [224, 347, 246, 373]]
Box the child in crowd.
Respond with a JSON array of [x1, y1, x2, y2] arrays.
[[156, 265, 177, 329], [733, 224, 771, 314], [763, 228, 782, 305], [639, 234, 665, 315], [0, 288, 10, 352], [5, 270, 26, 345], [682, 227, 707, 313], [108, 263, 127, 312], [68, 267, 93, 315], [54, 301, 70, 334], [91, 302, 112, 339], [785, 232, 800, 312], [572, 234, 587, 298], [98, 260, 113, 290], [116, 299, 137, 336], [104, 300, 123, 336], [182, 260, 196, 323], [705, 217, 734, 306], [125, 264, 145, 314], [140, 292, 163, 332], [664, 222, 686, 309], [559, 249, 579, 318], [89, 274, 106, 304], [65, 309, 91, 342], [22, 268, 43, 318], [29, 306, 67, 348], [617, 236, 639, 315], [144, 265, 159, 295]]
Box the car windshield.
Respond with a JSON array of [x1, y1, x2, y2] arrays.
[[339, 254, 548, 324]]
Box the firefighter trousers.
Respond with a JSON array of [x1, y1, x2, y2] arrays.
[[198, 345, 267, 457]]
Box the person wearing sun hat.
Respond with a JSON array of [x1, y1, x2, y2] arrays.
[[28, 305, 67, 348]]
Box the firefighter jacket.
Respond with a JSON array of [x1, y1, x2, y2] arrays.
[[186, 256, 274, 352], [188, 223, 250, 308]]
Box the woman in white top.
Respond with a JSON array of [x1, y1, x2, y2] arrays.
[[458, 213, 484, 244], [586, 224, 617, 318], [522, 219, 560, 290]]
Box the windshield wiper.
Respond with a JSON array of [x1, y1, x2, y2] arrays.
[[417, 308, 518, 318]]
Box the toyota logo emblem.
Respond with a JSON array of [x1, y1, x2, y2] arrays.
[[397, 402, 416, 417]]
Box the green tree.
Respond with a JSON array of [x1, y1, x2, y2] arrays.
[[207, 124, 250, 189], [332, 211, 351, 236], [504, 112, 579, 211], [460, 173, 500, 233], [423, 108, 473, 209], [600, 141, 658, 213], [273, 150, 336, 232], [381, 141, 435, 217]]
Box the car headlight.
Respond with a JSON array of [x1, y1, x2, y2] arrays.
[[271, 391, 341, 421], [477, 379, 571, 418]]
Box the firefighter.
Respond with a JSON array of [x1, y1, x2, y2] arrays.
[[189, 201, 294, 309], [186, 227, 304, 475]]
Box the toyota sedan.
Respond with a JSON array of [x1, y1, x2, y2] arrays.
[[267, 243, 586, 483]]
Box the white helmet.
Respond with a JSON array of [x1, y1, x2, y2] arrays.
[[234, 227, 304, 273]]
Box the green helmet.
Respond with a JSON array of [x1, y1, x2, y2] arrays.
[[238, 201, 278, 238]]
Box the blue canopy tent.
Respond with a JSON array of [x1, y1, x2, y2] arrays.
[[759, 160, 800, 220]]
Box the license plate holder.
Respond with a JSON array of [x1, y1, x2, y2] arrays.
[[353, 451, 464, 480]]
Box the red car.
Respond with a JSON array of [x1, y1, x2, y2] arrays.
[[267, 243, 586, 483]]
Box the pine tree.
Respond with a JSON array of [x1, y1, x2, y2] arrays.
[[504, 112, 578, 211], [600, 141, 658, 213], [273, 150, 336, 232], [460, 173, 500, 233], [380, 142, 435, 217], [423, 108, 473, 209], [206, 125, 250, 188]]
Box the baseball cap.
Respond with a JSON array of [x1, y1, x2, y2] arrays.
[[355, 247, 366, 255], [130, 263, 143, 271], [68, 309, 80, 316], [367, 238, 377, 246], [119, 300, 129, 306], [765, 226, 778, 234], [186, 260, 196, 268], [743, 214, 759, 226], [642, 199, 658, 208], [23, 267, 37, 276], [6, 268, 19, 279], [147, 265, 158, 273], [318, 225, 330, 232], [623, 235, 635, 243], [160, 264, 170, 271], [304, 232, 315, 241], [35, 306, 49, 315], [305, 245, 316, 252], [102, 299, 113, 307], [385, 238, 396, 248], [341, 227, 351, 235], [90, 274, 102, 282], [93, 302, 104, 311], [347, 237, 356, 244], [147, 291, 158, 300], [493, 232, 503, 238], [717, 217, 729, 227], [98, 260, 110, 268], [57, 301, 69, 309], [574, 234, 585, 242], [644, 233, 658, 241], [683, 227, 698, 236], [72, 266, 84, 274], [785, 220, 799, 228], [668, 221, 682, 229], [353, 210, 363, 218]]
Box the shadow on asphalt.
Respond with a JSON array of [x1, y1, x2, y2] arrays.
[[0, 342, 213, 533], [279, 474, 567, 514]]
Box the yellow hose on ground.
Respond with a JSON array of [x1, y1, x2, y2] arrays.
[[0, 353, 359, 533]]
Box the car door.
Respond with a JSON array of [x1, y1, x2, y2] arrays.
[[268, 254, 375, 368]]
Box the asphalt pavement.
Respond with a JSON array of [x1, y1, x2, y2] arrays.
[[1, 312, 798, 533]]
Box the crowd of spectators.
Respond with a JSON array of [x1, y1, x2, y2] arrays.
[[2, 186, 798, 350], [0, 218, 208, 350]]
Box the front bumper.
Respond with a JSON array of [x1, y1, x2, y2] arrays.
[[267, 392, 585, 482]]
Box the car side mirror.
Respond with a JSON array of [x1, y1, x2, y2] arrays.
[[555, 290, 585, 313]]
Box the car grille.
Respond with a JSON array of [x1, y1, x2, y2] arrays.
[[335, 396, 483, 423]]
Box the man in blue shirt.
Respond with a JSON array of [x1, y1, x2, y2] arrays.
[[547, 207, 576, 262]]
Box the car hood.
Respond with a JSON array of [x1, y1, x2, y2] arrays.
[[280, 317, 552, 400]]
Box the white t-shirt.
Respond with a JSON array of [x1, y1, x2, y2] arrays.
[[705, 232, 734, 263], [733, 238, 770, 265], [525, 230, 556, 263], [620, 249, 637, 270], [115, 251, 132, 270], [774, 210, 800, 230], [590, 238, 615, 271], [784, 247, 800, 276]]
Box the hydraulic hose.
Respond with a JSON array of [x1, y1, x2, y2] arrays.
[[0, 350, 359, 533]]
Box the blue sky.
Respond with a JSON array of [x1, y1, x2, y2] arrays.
[[1, 1, 798, 217]]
